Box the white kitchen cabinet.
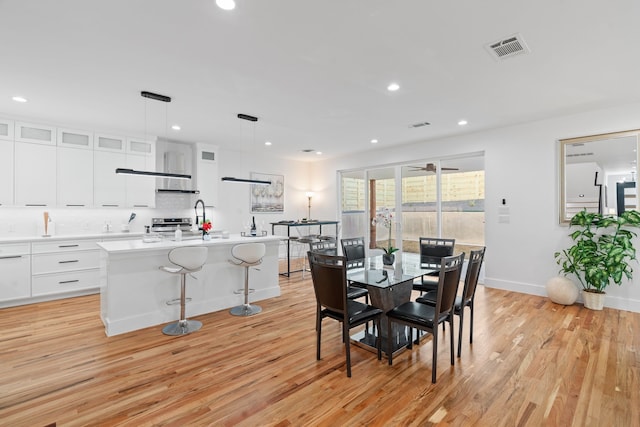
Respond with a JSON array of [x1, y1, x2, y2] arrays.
[[57, 147, 94, 207], [125, 153, 156, 208], [95, 133, 125, 152], [196, 143, 218, 207], [15, 122, 56, 145], [126, 137, 155, 156], [31, 239, 100, 297], [0, 243, 31, 302], [0, 139, 14, 205], [0, 117, 14, 141], [94, 150, 126, 207], [57, 128, 93, 150], [14, 142, 57, 206]]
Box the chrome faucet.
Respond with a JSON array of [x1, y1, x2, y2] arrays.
[[194, 199, 206, 230]]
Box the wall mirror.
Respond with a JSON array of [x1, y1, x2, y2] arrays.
[[560, 130, 639, 224]]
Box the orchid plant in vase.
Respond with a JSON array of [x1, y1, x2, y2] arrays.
[[372, 208, 398, 261]]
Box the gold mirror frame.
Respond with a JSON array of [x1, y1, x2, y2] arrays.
[[560, 130, 640, 224]]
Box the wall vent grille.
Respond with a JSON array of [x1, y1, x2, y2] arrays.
[[485, 33, 530, 60]]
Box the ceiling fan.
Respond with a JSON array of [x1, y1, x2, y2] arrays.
[[408, 163, 459, 173]]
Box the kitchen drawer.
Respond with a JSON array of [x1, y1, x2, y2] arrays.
[[31, 269, 99, 296], [32, 250, 100, 274], [0, 243, 30, 257], [32, 239, 99, 254]]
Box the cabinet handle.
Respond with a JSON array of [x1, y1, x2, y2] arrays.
[[25, 204, 47, 206], [0, 255, 21, 260], [59, 279, 79, 284], [102, 204, 119, 207], [58, 260, 79, 264], [133, 205, 149, 207], [66, 204, 85, 207], [58, 244, 79, 248]]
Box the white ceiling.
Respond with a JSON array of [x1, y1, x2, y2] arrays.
[[2, 0, 640, 161]]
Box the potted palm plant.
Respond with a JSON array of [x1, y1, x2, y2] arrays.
[[554, 209, 640, 310]]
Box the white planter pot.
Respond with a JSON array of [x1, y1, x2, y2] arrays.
[[582, 290, 605, 310], [545, 276, 579, 305]]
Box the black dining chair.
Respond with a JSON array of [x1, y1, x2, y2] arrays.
[[413, 237, 456, 294], [386, 252, 465, 383], [340, 237, 365, 261], [417, 247, 486, 357], [308, 251, 383, 377], [310, 240, 368, 302]]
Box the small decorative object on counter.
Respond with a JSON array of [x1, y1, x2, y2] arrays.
[[250, 216, 257, 236], [174, 227, 182, 242], [202, 220, 212, 239]]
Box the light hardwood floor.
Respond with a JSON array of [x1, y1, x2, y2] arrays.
[[1, 272, 639, 426]]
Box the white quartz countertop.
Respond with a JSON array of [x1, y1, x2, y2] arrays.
[[96, 234, 284, 254], [0, 232, 144, 244]]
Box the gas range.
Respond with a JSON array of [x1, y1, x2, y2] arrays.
[[151, 217, 193, 233]]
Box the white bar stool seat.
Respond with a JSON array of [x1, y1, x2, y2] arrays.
[[159, 246, 209, 336], [228, 242, 266, 316]]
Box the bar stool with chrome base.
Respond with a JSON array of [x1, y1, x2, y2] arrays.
[[159, 246, 209, 336], [229, 242, 266, 316]]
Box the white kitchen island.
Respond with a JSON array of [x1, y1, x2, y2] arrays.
[[97, 234, 283, 336]]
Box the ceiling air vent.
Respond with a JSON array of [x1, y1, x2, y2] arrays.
[[409, 121, 430, 128], [485, 33, 530, 60], [566, 152, 595, 158]]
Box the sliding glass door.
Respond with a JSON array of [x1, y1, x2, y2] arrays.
[[339, 154, 485, 257]]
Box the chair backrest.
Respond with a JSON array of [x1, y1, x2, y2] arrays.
[[460, 247, 485, 305], [309, 240, 338, 255], [308, 252, 348, 315], [341, 237, 365, 261], [433, 253, 465, 318], [168, 246, 209, 271], [231, 243, 266, 264], [419, 237, 455, 267]]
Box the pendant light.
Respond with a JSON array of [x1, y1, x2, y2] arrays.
[[221, 113, 271, 185], [115, 91, 192, 180]]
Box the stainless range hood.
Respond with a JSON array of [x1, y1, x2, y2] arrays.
[[156, 146, 200, 193]]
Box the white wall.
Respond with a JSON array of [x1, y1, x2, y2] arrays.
[[310, 102, 640, 313]]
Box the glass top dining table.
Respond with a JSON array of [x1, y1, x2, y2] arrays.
[[346, 253, 437, 356]]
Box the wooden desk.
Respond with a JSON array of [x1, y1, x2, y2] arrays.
[[271, 220, 339, 276]]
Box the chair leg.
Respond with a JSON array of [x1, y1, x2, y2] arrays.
[[457, 308, 465, 358], [230, 266, 261, 316], [344, 322, 352, 377], [387, 319, 393, 365], [162, 273, 202, 336], [449, 317, 455, 366], [432, 326, 438, 384], [316, 312, 322, 361], [469, 301, 474, 344], [376, 317, 382, 361]]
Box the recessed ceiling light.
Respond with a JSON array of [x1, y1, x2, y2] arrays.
[[387, 83, 400, 92], [316, 151, 322, 155], [171, 125, 181, 131], [12, 96, 27, 103], [265, 141, 272, 146], [371, 139, 378, 144], [458, 120, 468, 126], [216, 0, 235, 10]]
